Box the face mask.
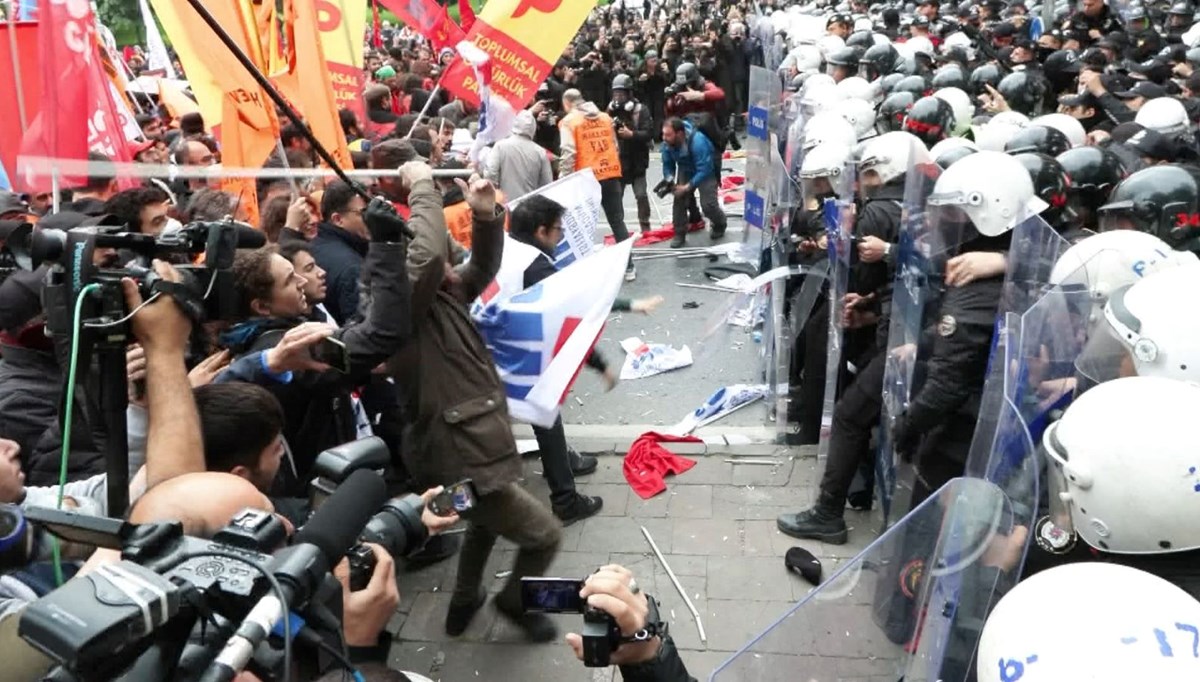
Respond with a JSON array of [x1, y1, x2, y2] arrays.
[[1036, 45, 1057, 62]]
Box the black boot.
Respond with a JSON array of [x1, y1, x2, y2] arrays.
[[445, 588, 487, 636], [670, 234, 687, 248], [568, 446, 597, 476], [776, 506, 848, 544], [553, 493, 603, 526]]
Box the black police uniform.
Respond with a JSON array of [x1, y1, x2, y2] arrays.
[[893, 270, 1004, 508]]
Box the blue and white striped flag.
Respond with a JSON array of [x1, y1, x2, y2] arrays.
[[471, 238, 634, 427]]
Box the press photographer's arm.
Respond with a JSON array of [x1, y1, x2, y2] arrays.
[[567, 565, 697, 682]]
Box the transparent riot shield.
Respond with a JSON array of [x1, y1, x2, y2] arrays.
[[964, 215, 1071, 480], [876, 149, 942, 523], [813, 165, 856, 478], [710, 474, 1038, 682]]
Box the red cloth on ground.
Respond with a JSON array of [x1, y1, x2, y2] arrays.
[[603, 221, 705, 246], [623, 432, 701, 499]]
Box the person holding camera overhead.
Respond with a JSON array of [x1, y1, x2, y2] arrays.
[[559, 88, 636, 281]]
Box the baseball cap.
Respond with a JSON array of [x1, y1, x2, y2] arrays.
[[991, 22, 1016, 38], [0, 192, 29, 217], [1060, 91, 1101, 108], [1114, 81, 1168, 99], [1126, 128, 1176, 162], [1130, 59, 1172, 83], [374, 65, 397, 80]]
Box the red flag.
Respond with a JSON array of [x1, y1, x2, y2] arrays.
[[371, 0, 384, 49], [458, 0, 477, 32], [0, 22, 40, 184], [377, 0, 465, 52], [16, 0, 135, 192]]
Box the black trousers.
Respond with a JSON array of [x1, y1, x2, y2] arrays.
[[817, 347, 885, 512], [599, 177, 629, 243], [671, 177, 727, 237], [532, 416, 576, 507]]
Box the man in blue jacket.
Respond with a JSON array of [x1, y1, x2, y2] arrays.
[[661, 116, 727, 248]]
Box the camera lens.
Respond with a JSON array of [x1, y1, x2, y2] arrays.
[[0, 504, 31, 571], [359, 494, 428, 559]]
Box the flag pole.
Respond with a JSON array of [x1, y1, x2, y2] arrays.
[[179, 0, 410, 232], [405, 83, 442, 138], [6, 1, 27, 131]]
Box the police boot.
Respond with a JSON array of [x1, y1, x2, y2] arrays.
[[776, 505, 848, 545]]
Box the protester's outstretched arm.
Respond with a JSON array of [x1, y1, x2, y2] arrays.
[[403, 161, 451, 282], [122, 261, 203, 490]]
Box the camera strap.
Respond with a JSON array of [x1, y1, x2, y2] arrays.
[[619, 595, 668, 644], [95, 562, 171, 634], [150, 279, 205, 324]]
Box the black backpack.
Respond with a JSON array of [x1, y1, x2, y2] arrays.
[[684, 111, 726, 174]]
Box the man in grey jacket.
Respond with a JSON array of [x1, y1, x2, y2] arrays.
[[485, 110, 553, 200]]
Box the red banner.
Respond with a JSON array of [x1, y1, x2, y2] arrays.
[[16, 1, 133, 192], [458, 0, 476, 32], [377, 0, 465, 52], [0, 22, 41, 185]]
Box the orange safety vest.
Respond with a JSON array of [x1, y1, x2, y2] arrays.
[[565, 113, 623, 181], [444, 190, 507, 250]]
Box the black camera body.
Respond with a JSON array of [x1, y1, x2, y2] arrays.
[[31, 220, 262, 341], [653, 178, 673, 199], [580, 606, 623, 667]]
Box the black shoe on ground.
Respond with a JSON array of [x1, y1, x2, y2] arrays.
[[553, 493, 603, 526], [670, 235, 687, 248], [710, 225, 726, 240], [776, 507, 849, 545], [496, 602, 559, 642], [405, 532, 462, 570], [568, 447, 598, 476], [445, 588, 487, 636]]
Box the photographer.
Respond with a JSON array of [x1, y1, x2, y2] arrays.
[[220, 190, 412, 497], [660, 116, 727, 248], [663, 63, 726, 120], [610, 74, 654, 236], [565, 564, 696, 682], [634, 50, 670, 140]]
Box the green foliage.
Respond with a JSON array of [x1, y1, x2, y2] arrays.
[[95, 0, 144, 44]]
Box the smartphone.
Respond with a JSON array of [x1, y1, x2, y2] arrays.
[[428, 479, 478, 516], [520, 577, 585, 613], [312, 337, 350, 374]]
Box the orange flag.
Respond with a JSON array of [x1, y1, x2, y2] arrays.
[[150, 0, 281, 223], [158, 78, 201, 122], [275, 0, 352, 169]]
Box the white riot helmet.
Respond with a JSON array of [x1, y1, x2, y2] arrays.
[[1074, 264, 1200, 386], [990, 110, 1031, 127], [979, 563, 1200, 682], [974, 121, 1024, 152], [933, 86, 973, 137], [801, 111, 858, 151], [858, 131, 929, 187], [817, 34, 845, 59], [798, 142, 852, 198], [1135, 96, 1190, 138], [906, 36, 935, 59], [787, 44, 824, 74], [1042, 376, 1200, 555], [1031, 113, 1086, 148], [800, 81, 847, 117], [941, 32, 975, 60], [927, 151, 1046, 236], [1049, 231, 1197, 330], [837, 75, 880, 103], [834, 98, 878, 141], [853, 17, 874, 31]]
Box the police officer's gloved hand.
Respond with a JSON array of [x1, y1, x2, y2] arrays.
[[891, 414, 920, 463], [365, 196, 409, 243]]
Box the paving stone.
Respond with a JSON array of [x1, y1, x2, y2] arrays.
[[730, 459, 795, 486], [671, 518, 742, 555], [706, 556, 797, 602], [575, 515, 674, 554], [625, 487, 671, 517], [435, 639, 597, 681], [666, 484, 713, 518], [580, 456, 627, 484], [702, 599, 808, 653], [609, 551, 708, 577], [398, 591, 496, 643], [545, 550, 612, 578], [675, 456, 736, 485]]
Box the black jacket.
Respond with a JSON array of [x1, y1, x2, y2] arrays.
[[614, 101, 653, 180], [221, 238, 411, 496], [897, 273, 1004, 468], [854, 183, 905, 350], [310, 222, 369, 326]]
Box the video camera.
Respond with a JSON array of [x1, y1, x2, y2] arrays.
[[0, 219, 32, 287], [15, 218, 266, 341], [14, 468, 388, 682]]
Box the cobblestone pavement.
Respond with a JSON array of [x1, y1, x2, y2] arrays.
[[386, 448, 885, 681]]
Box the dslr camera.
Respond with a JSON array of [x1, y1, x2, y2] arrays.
[[308, 438, 476, 590], [653, 178, 673, 199]]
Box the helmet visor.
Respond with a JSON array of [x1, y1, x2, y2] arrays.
[[1096, 200, 1158, 234], [1073, 318, 1137, 394]]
